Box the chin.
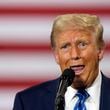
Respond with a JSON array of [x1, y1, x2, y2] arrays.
[[72, 76, 87, 90]]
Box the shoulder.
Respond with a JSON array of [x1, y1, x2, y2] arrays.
[[16, 78, 60, 99], [101, 73, 110, 90], [102, 73, 110, 83], [13, 78, 60, 110]]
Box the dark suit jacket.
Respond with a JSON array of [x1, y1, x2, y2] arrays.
[[13, 74, 110, 110]]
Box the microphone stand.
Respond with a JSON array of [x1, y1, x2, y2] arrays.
[[54, 68, 75, 110], [55, 78, 68, 110], [55, 95, 65, 110]]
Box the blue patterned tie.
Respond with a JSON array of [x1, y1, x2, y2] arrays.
[[74, 89, 89, 110]]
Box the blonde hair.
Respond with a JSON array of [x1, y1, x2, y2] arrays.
[[50, 13, 104, 49]]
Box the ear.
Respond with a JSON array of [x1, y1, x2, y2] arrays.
[[53, 49, 60, 64], [98, 46, 105, 61]]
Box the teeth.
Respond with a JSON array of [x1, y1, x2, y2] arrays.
[[71, 65, 84, 69], [73, 66, 84, 70], [71, 65, 85, 75]]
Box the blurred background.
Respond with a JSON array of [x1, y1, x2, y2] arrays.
[[0, 0, 110, 110]]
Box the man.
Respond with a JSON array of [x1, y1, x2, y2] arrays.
[[13, 14, 110, 110]]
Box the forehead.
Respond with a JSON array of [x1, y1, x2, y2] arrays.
[[56, 30, 94, 41]]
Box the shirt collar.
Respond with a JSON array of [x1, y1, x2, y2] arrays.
[[86, 71, 102, 104]]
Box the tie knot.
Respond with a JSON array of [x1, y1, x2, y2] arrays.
[[76, 90, 89, 101]]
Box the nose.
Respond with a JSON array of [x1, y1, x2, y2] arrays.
[[71, 46, 80, 60]]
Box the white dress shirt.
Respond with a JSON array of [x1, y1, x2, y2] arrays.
[[65, 71, 102, 110]]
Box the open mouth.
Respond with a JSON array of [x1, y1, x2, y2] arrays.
[[70, 65, 85, 75]]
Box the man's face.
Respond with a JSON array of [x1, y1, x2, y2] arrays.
[[54, 30, 104, 89]]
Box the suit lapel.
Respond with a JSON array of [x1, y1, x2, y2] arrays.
[[42, 78, 60, 110], [100, 74, 110, 110]]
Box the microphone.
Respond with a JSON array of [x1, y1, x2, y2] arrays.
[[55, 68, 75, 110]]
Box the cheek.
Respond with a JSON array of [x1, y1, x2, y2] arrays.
[[83, 47, 99, 62], [83, 50, 99, 75], [84, 52, 99, 71], [59, 53, 69, 64], [54, 52, 64, 64], [57, 52, 71, 69], [82, 48, 99, 78]]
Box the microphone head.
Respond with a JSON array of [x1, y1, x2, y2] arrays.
[[61, 68, 75, 86]]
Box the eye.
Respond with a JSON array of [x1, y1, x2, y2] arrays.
[[78, 41, 88, 49], [61, 44, 68, 49], [60, 43, 70, 49]]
